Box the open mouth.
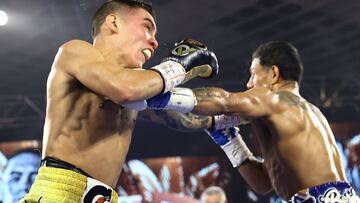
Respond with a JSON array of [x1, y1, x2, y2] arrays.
[[142, 49, 152, 61]]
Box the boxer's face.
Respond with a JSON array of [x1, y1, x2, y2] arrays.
[[2, 152, 40, 203], [247, 58, 272, 89], [114, 7, 158, 69]]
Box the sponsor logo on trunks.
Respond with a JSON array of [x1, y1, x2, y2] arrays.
[[318, 187, 355, 203]]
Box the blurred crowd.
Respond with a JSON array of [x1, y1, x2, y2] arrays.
[[0, 134, 359, 203]]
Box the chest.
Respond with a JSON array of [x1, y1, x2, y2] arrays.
[[97, 99, 138, 128]]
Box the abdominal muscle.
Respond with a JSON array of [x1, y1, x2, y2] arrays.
[[43, 96, 138, 188]]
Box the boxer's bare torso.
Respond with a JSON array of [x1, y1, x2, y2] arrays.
[[43, 44, 139, 187], [250, 90, 346, 199]]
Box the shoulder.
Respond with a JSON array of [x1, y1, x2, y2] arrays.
[[244, 87, 272, 97], [270, 91, 311, 116], [60, 39, 93, 51], [244, 87, 273, 103], [53, 40, 103, 71], [59, 39, 101, 59]]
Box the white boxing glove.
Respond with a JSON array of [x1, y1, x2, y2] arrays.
[[211, 114, 250, 130], [122, 87, 197, 113], [205, 127, 253, 167]]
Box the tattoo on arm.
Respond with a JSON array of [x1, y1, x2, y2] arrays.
[[193, 87, 226, 103], [138, 109, 211, 132]]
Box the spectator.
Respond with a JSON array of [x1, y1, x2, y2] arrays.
[[1, 149, 41, 203], [200, 186, 227, 203], [347, 135, 360, 195]]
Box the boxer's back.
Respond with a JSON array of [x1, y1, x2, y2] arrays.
[[252, 91, 346, 199], [42, 43, 137, 188]]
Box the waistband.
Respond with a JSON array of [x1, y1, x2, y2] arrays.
[[41, 156, 92, 177], [291, 181, 360, 203], [24, 166, 118, 202]]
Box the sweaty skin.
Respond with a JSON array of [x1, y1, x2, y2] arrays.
[[42, 7, 161, 188], [191, 58, 347, 199]]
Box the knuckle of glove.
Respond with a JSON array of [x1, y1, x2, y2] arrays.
[[167, 39, 209, 69], [208, 51, 219, 78]]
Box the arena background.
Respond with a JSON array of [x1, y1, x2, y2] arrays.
[[0, 0, 360, 202]]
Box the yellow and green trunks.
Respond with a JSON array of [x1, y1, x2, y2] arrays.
[[20, 166, 118, 203]]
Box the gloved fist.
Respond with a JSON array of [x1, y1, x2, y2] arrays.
[[146, 87, 197, 113], [122, 87, 197, 113], [206, 127, 239, 146], [210, 114, 250, 131], [164, 39, 219, 81], [205, 127, 253, 168], [150, 39, 219, 93]]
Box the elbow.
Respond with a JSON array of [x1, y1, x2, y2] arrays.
[[221, 99, 237, 114], [245, 184, 272, 197], [243, 176, 273, 196], [253, 186, 273, 196]]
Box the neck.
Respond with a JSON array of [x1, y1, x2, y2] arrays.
[[93, 36, 111, 56], [93, 36, 126, 65], [272, 81, 300, 95]]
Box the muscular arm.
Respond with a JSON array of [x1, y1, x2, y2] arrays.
[[54, 40, 164, 103], [137, 109, 212, 132], [192, 87, 271, 118], [238, 159, 273, 195], [192, 87, 274, 193]]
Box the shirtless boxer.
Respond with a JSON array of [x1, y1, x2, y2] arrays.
[[143, 41, 360, 202], [21, 0, 218, 202]]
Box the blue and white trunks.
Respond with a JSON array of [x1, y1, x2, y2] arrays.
[[291, 181, 360, 203]]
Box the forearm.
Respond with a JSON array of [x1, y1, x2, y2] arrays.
[[138, 109, 212, 132], [192, 87, 231, 115], [238, 159, 273, 195], [74, 63, 164, 104], [114, 69, 164, 101], [206, 126, 272, 194], [192, 87, 259, 118]]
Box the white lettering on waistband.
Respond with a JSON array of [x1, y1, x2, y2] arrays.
[[318, 187, 353, 203]]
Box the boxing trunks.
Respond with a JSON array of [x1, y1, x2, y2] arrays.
[[290, 181, 360, 203], [20, 157, 118, 203]]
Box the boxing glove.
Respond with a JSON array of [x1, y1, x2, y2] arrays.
[[122, 87, 196, 113], [146, 87, 196, 113], [150, 39, 219, 93], [205, 127, 253, 168], [210, 114, 250, 131]]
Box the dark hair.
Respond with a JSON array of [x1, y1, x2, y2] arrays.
[[91, 0, 155, 38], [252, 41, 304, 83]]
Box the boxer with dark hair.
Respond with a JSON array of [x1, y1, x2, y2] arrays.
[[145, 41, 360, 202], [21, 0, 218, 202]]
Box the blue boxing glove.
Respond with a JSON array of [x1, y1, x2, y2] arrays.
[[205, 127, 253, 167], [146, 87, 197, 113], [150, 39, 219, 93], [122, 87, 197, 113]]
